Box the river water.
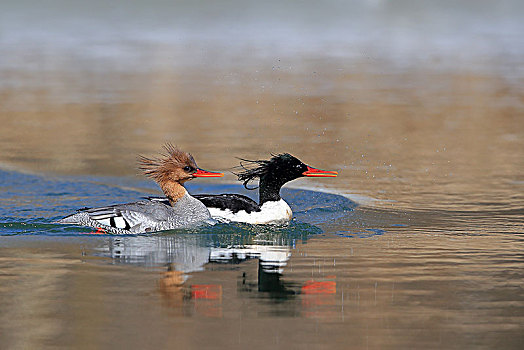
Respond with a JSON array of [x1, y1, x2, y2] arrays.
[[1, 1, 523, 349]]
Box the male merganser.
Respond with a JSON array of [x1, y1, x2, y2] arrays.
[[58, 144, 223, 234], [193, 153, 338, 224]]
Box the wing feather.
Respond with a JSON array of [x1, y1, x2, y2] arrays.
[[82, 201, 166, 230], [193, 194, 261, 214]]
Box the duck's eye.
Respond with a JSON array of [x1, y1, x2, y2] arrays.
[[183, 166, 194, 172]]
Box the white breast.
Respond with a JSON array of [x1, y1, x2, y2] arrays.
[[208, 199, 293, 225]]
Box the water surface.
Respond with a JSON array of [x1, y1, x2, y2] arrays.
[[1, 1, 523, 349]]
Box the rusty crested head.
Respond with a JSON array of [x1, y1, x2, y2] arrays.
[[138, 143, 198, 184]]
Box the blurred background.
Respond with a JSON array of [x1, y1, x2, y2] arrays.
[[1, 0, 522, 211]]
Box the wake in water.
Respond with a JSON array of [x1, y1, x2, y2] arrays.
[[0, 169, 362, 237]]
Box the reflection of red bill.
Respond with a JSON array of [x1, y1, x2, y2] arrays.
[[87, 227, 106, 235], [301, 280, 336, 294], [191, 284, 222, 300]]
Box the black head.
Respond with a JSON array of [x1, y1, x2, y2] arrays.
[[234, 153, 308, 191], [234, 153, 338, 204]]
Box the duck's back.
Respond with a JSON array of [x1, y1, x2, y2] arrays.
[[59, 194, 213, 234], [171, 193, 214, 226]]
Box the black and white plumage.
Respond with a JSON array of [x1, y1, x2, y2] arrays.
[[149, 194, 260, 214], [194, 153, 338, 224], [57, 144, 223, 234], [59, 194, 215, 234], [193, 194, 260, 214]]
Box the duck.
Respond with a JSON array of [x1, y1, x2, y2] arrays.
[[193, 153, 338, 224], [58, 144, 223, 234]]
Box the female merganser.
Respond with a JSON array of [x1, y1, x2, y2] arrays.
[[58, 144, 223, 234], [193, 153, 338, 224]]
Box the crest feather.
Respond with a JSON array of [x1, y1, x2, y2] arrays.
[[232, 153, 293, 190], [138, 143, 196, 182]]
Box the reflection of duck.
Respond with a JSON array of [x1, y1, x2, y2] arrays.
[[194, 154, 338, 224], [240, 260, 298, 297], [58, 144, 223, 233], [107, 235, 211, 272], [158, 264, 186, 308], [105, 234, 293, 274], [210, 245, 290, 274], [99, 228, 332, 306]]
